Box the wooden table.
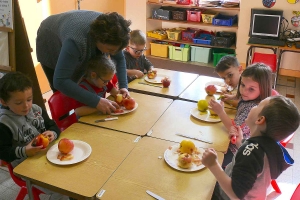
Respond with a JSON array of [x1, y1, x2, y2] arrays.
[[79, 92, 173, 136], [179, 75, 236, 109], [98, 137, 224, 200], [14, 123, 138, 200], [148, 100, 236, 152], [128, 68, 198, 99]]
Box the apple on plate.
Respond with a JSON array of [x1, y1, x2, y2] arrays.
[[123, 97, 136, 110], [205, 85, 217, 96], [115, 94, 124, 106], [58, 138, 74, 154], [32, 134, 49, 149], [161, 77, 171, 88], [147, 70, 157, 79], [177, 153, 193, 169]]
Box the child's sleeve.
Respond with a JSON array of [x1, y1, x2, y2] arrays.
[[230, 142, 265, 199], [143, 56, 153, 72], [42, 109, 61, 139], [0, 123, 22, 162]]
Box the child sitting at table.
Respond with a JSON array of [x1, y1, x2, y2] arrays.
[[209, 63, 273, 167], [0, 72, 69, 200], [215, 55, 243, 108], [73, 55, 120, 117], [124, 29, 154, 82], [203, 95, 299, 200]]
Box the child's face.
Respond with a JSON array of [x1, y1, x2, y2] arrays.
[[239, 77, 260, 101], [91, 72, 114, 88], [245, 97, 270, 137], [126, 43, 146, 59], [217, 66, 242, 89], [0, 88, 33, 116]]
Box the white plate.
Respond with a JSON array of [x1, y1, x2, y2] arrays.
[[205, 81, 226, 93], [190, 107, 221, 123], [164, 144, 205, 172], [46, 140, 92, 165], [144, 75, 167, 84], [111, 103, 138, 116]]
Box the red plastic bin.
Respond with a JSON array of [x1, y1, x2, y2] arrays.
[[182, 28, 198, 42], [177, 0, 191, 5], [187, 10, 201, 22]]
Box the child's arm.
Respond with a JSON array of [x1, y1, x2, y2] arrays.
[[209, 99, 233, 131], [75, 106, 98, 117], [202, 148, 240, 200], [126, 69, 144, 78], [42, 108, 60, 140]]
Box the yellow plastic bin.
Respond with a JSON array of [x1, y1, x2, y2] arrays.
[[169, 45, 190, 61], [150, 42, 169, 58], [190, 46, 212, 63]]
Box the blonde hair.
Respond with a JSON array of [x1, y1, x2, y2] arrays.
[[129, 30, 146, 46]]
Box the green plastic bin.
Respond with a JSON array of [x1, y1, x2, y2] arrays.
[[213, 48, 236, 66]]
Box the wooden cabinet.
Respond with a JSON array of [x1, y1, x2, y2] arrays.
[[146, 2, 239, 76]]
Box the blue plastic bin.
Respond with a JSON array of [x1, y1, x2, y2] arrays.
[[212, 14, 238, 26], [193, 34, 212, 45]]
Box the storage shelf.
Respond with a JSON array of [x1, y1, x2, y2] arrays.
[[147, 36, 236, 49], [147, 55, 215, 68], [147, 18, 238, 30], [147, 2, 240, 11]]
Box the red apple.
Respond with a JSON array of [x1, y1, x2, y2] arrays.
[[58, 138, 74, 154], [32, 134, 49, 149], [205, 85, 217, 96], [123, 97, 136, 110], [115, 94, 124, 106], [161, 77, 171, 88]]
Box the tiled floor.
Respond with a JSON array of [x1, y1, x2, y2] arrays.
[[0, 75, 300, 200]]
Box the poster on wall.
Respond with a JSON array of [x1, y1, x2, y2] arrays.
[[0, 31, 9, 67], [0, 0, 13, 30]]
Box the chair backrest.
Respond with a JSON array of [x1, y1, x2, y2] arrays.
[[251, 52, 277, 72], [5, 162, 26, 187], [280, 132, 295, 147], [291, 184, 300, 200], [48, 91, 77, 131]]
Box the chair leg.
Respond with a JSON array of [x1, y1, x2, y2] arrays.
[[32, 186, 44, 200], [16, 187, 27, 200], [271, 179, 281, 193]]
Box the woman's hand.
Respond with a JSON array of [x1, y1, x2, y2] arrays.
[[96, 98, 119, 114], [119, 88, 129, 98], [202, 148, 218, 168]]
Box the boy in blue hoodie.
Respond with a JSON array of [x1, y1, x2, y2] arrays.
[[0, 72, 68, 200], [203, 95, 299, 200]]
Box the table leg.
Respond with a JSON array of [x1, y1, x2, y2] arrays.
[[25, 179, 34, 200]]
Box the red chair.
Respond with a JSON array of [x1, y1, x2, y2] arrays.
[[291, 183, 300, 200], [3, 161, 44, 200], [251, 52, 278, 88], [48, 91, 78, 131], [270, 132, 296, 193]]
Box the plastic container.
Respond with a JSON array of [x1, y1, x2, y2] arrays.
[[201, 11, 218, 23], [147, 30, 168, 40], [187, 9, 202, 22], [150, 42, 169, 58], [211, 31, 236, 47], [182, 28, 199, 42], [213, 48, 236, 66], [191, 46, 212, 63], [169, 44, 190, 61], [152, 7, 173, 20], [172, 9, 187, 21], [166, 28, 185, 41], [193, 33, 213, 45], [212, 14, 238, 26], [177, 0, 191, 5]]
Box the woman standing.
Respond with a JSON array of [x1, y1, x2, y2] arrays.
[[36, 10, 131, 114]]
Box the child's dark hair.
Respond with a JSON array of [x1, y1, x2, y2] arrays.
[[85, 55, 116, 78], [236, 63, 272, 101], [90, 12, 131, 51], [129, 30, 146, 46], [0, 72, 33, 102], [215, 55, 240, 73], [260, 96, 300, 141]]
